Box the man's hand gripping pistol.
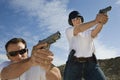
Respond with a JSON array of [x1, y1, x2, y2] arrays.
[[39, 31, 61, 49]]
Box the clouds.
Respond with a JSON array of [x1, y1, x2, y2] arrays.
[[94, 39, 120, 59], [6, 0, 70, 65], [116, 0, 120, 4], [0, 54, 8, 63], [9, 0, 70, 49], [9, 0, 69, 32]]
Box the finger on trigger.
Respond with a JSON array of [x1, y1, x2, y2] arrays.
[[36, 42, 48, 49], [37, 49, 53, 56]]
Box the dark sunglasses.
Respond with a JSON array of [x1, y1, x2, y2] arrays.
[[8, 48, 28, 57]]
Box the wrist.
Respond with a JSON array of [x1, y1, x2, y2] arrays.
[[44, 64, 54, 71], [93, 20, 98, 24], [98, 22, 104, 25], [28, 57, 35, 66]]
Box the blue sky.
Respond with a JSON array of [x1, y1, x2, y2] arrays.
[[0, 0, 120, 66]]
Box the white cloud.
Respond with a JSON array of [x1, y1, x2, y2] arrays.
[[53, 56, 66, 66], [10, 0, 69, 32], [0, 54, 8, 63], [9, 0, 70, 48], [94, 39, 119, 59], [115, 0, 120, 4]]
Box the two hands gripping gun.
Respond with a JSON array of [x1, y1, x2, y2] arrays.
[[37, 31, 61, 67], [39, 31, 61, 49], [98, 6, 112, 24], [99, 6, 112, 14]]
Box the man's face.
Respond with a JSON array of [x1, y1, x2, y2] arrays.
[[7, 42, 28, 62]]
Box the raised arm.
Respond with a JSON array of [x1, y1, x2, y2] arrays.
[[74, 14, 108, 36], [91, 14, 108, 38], [31, 43, 61, 80], [1, 58, 32, 79], [91, 23, 104, 38], [46, 66, 61, 80]]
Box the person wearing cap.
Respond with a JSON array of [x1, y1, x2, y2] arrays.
[[64, 11, 108, 80], [0, 38, 61, 80]]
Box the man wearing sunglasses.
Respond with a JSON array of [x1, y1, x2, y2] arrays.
[[0, 38, 61, 80]]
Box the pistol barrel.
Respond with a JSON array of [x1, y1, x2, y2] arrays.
[[99, 6, 112, 13]]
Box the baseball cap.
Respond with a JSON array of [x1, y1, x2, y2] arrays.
[[69, 11, 82, 20], [68, 11, 84, 26]]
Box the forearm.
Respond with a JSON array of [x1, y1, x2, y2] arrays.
[[1, 58, 32, 79], [74, 20, 97, 35], [91, 23, 103, 38], [46, 67, 61, 80]]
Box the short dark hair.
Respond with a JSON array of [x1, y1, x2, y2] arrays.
[[68, 11, 84, 26], [5, 38, 27, 51]]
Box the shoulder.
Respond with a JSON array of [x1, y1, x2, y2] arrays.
[[66, 27, 73, 31], [0, 61, 11, 67], [0, 61, 11, 72], [65, 27, 74, 34]]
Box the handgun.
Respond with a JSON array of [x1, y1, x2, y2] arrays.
[[99, 6, 112, 14], [39, 31, 61, 49], [68, 49, 76, 62]]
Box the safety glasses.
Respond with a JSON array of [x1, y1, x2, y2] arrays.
[[8, 48, 28, 57]]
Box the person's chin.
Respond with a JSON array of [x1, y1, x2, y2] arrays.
[[12, 59, 23, 63]]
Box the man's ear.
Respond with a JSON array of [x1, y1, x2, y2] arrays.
[[6, 54, 10, 59]]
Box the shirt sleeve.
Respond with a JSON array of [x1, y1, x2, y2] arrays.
[[65, 27, 74, 43]]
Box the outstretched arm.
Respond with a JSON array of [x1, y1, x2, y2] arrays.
[[74, 14, 108, 36], [32, 43, 61, 80], [91, 14, 108, 38], [91, 23, 104, 38], [46, 66, 61, 80], [1, 58, 32, 79]]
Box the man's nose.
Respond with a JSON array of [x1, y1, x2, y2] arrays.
[[16, 53, 22, 59]]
